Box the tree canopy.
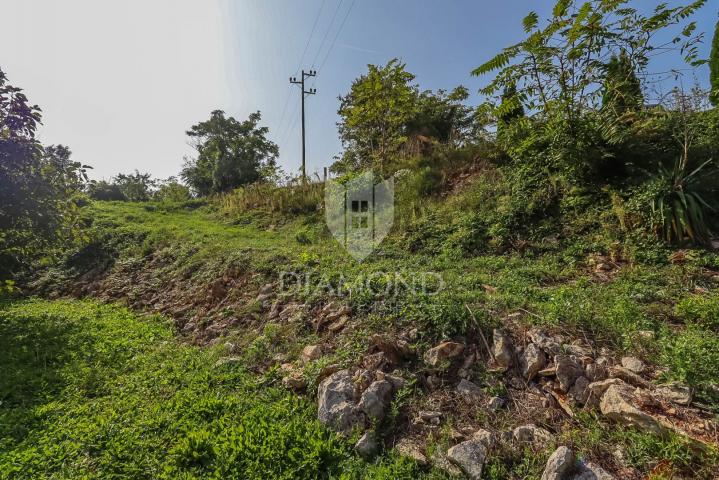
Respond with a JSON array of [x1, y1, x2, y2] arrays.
[[0, 69, 89, 276], [181, 110, 278, 196]]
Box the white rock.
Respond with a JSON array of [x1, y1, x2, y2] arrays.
[[655, 382, 692, 406], [424, 341, 464, 367], [447, 440, 488, 480], [541, 446, 575, 480], [513, 424, 552, 444], [492, 329, 514, 368], [571, 461, 616, 480], [354, 431, 378, 459], [317, 370, 366, 433], [621, 356, 645, 374], [301, 344, 323, 363], [599, 384, 665, 436], [358, 380, 393, 422], [520, 343, 546, 380]]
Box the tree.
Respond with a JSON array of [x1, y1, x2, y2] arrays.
[[154, 177, 191, 202], [0, 69, 88, 275], [181, 110, 278, 196], [474, 1, 705, 119], [113, 170, 156, 201], [711, 16, 719, 106], [407, 86, 475, 147], [602, 50, 643, 114], [496, 83, 525, 137], [473, 0, 706, 178], [88, 180, 126, 201], [336, 59, 418, 175]]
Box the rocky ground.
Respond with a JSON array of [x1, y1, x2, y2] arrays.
[[209, 284, 718, 480]]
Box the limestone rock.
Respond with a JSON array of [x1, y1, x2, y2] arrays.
[[301, 344, 323, 363], [556, 355, 583, 392], [488, 396, 506, 411], [513, 424, 552, 444], [354, 431, 378, 459], [655, 382, 692, 406], [471, 428, 496, 449], [446, 440, 488, 480], [585, 378, 624, 409], [621, 356, 645, 374], [457, 379, 484, 403], [599, 383, 665, 436], [424, 341, 464, 367], [571, 461, 616, 480], [282, 372, 307, 390], [430, 449, 463, 477], [529, 327, 562, 355], [569, 376, 590, 404], [541, 446, 575, 480], [520, 343, 546, 380], [608, 366, 651, 389], [358, 380, 393, 422], [377, 371, 406, 391], [317, 370, 365, 433], [492, 329, 514, 368]]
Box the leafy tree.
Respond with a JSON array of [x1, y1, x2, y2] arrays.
[[88, 180, 126, 201], [0, 69, 89, 275], [602, 50, 643, 115], [407, 86, 475, 147], [474, 1, 705, 117], [154, 177, 191, 202], [496, 83, 525, 140], [181, 111, 278, 196], [336, 59, 419, 175], [473, 0, 706, 180], [112, 170, 156, 201], [711, 16, 719, 106]]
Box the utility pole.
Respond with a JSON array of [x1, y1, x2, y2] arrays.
[[290, 70, 316, 183]]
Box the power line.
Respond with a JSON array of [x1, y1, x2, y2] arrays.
[[315, 0, 357, 74], [309, 0, 345, 68], [297, 0, 328, 75]]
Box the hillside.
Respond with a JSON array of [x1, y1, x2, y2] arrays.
[[5, 196, 715, 478], [3, 2, 719, 478]]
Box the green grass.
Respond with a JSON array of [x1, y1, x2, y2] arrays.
[[72, 200, 719, 405], [0, 298, 433, 479], [25, 198, 719, 477]]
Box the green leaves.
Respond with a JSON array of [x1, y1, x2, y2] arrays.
[[523, 11, 539, 32]]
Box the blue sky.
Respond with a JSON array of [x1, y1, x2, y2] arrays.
[[1, 1, 716, 180]]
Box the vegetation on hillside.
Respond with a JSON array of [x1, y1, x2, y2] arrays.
[[2, 0, 719, 478]]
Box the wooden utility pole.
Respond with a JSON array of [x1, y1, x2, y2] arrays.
[[290, 70, 316, 183]]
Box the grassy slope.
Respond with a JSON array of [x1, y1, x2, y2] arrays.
[[14, 199, 719, 478], [0, 298, 428, 479]]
